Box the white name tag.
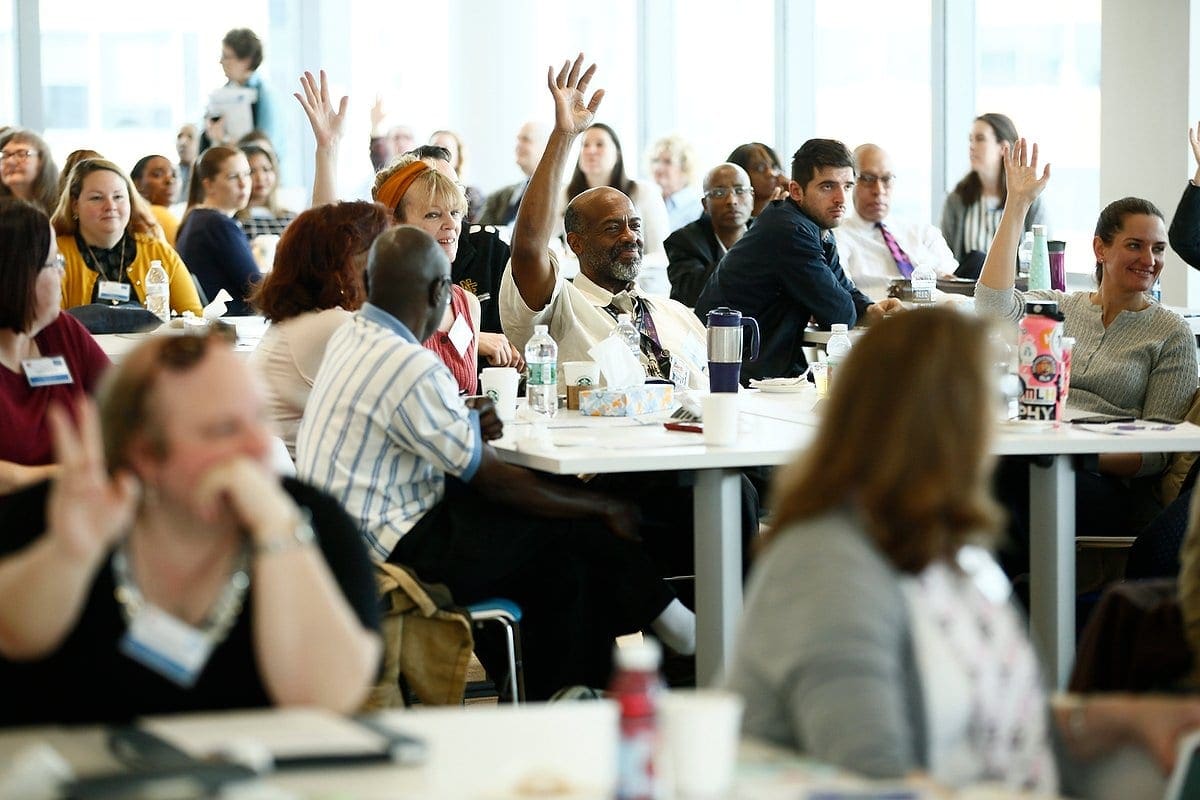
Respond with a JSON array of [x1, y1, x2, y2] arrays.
[[22, 356, 73, 387], [448, 313, 474, 358], [119, 604, 215, 688], [97, 280, 131, 303]]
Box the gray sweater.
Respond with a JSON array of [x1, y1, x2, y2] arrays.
[[725, 510, 926, 778], [975, 286, 1198, 475]]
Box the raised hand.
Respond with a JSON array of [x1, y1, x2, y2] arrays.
[[547, 53, 604, 137], [1002, 138, 1051, 206], [1189, 123, 1200, 173], [45, 399, 138, 564], [370, 94, 388, 137], [295, 70, 349, 149]]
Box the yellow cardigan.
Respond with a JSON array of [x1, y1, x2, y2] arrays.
[[58, 233, 204, 317]]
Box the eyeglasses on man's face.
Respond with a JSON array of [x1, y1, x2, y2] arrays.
[[0, 149, 38, 163], [857, 173, 896, 189], [704, 186, 755, 200]]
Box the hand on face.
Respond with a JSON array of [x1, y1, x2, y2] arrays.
[[45, 398, 139, 565], [193, 456, 301, 544], [547, 54, 605, 138]]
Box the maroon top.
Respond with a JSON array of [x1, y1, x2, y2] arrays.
[[422, 284, 478, 395], [0, 313, 110, 467]]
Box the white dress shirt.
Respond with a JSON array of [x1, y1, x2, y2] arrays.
[[835, 213, 959, 302]]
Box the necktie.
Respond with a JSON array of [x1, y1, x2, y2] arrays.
[[877, 222, 914, 278]]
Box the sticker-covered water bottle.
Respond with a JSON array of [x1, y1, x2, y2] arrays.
[[1017, 301, 1065, 421]]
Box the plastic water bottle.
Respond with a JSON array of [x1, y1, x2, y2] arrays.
[[613, 313, 641, 357], [611, 639, 664, 800], [1017, 231, 1034, 277], [910, 262, 936, 306], [1027, 225, 1051, 291], [525, 324, 558, 419], [825, 323, 852, 390], [144, 260, 170, 323]]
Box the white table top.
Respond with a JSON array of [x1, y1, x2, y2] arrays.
[[94, 316, 268, 363]]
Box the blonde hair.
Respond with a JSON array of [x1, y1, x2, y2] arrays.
[[373, 154, 467, 222], [764, 307, 1004, 573], [650, 134, 697, 185], [50, 158, 153, 239]]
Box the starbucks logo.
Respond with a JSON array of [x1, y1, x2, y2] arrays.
[[577, 377, 593, 386], [486, 389, 500, 402]]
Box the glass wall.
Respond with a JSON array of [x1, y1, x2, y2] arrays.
[[976, 0, 1101, 274], [813, 0, 934, 225], [0, 0, 14, 125]]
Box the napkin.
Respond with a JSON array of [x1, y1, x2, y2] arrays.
[[588, 336, 645, 389], [203, 289, 233, 321]]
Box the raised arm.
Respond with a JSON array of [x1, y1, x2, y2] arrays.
[[509, 54, 605, 310], [294, 70, 348, 209], [1169, 122, 1200, 270], [978, 139, 1051, 291]]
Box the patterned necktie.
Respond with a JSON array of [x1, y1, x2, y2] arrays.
[[877, 222, 914, 278]]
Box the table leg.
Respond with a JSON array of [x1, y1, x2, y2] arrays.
[[1028, 455, 1076, 689], [694, 468, 744, 686]]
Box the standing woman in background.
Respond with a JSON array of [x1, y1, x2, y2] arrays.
[[0, 130, 60, 214], [565, 122, 670, 256], [176, 146, 260, 316], [940, 113, 1046, 277], [52, 159, 201, 317]]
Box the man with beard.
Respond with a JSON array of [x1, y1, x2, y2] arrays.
[[500, 57, 709, 389], [665, 162, 755, 307], [501, 55, 760, 607], [695, 139, 904, 382]]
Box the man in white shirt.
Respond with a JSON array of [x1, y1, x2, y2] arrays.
[[500, 56, 709, 389], [836, 143, 958, 301]]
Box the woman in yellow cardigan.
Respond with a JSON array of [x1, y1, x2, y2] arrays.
[[51, 158, 202, 316]]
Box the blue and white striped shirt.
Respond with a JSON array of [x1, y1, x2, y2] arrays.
[[296, 303, 482, 562]]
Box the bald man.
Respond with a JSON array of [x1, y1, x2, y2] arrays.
[[479, 121, 550, 226], [835, 143, 958, 301], [665, 162, 755, 306], [297, 226, 692, 700], [501, 58, 708, 386]]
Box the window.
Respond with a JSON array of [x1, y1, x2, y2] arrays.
[[976, 0, 1100, 274], [0, 0, 14, 124], [813, 0, 934, 225]]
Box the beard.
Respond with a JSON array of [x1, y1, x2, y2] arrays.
[[585, 240, 642, 284]]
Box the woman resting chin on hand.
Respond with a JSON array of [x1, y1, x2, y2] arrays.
[[0, 327, 380, 726]]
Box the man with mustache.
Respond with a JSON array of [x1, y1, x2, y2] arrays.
[[694, 139, 904, 382], [500, 56, 708, 388]]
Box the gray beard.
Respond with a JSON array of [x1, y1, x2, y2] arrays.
[[598, 254, 641, 283]]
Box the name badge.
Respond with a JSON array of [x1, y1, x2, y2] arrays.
[[97, 280, 131, 303], [22, 356, 73, 387], [448, 314, 474, 358], [119, 604, 215, 688]]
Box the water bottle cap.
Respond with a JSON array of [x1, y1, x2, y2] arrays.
[[1032, 224, 1047, 238], [533, 324, 548, 335], [150, 259, 162, 268], [614, 638, 662, 671], [830, 323, 848, 333]]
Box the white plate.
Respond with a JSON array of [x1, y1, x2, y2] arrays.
[[751, 380, 812, 394]]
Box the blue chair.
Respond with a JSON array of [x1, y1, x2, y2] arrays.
[[465, 598, 525, 703]]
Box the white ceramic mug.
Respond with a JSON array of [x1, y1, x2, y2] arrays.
[[702, 393, 739, 446]]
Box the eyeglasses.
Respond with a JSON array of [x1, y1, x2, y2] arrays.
[[157, 324, 239, 369], [858, 173, 896, 189], [0, 149, 38, 163], [704, 186, 755, 200]]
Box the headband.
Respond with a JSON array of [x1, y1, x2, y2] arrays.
[[376, 161, 430, 214]]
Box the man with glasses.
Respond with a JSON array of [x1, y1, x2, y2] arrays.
[[665, 163, 754, 306], [694, 139, 903, 381], [836, 144, 958, 301]]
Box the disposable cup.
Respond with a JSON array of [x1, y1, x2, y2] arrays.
[[660, 689, 744, 799], [479, 367, 519, 421], [702, 393, 739, 446]]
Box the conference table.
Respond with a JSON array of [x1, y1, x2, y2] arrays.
[[492, 390, 1200, 688], [93, 316, 268, 363]]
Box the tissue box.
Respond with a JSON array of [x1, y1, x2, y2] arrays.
[[578, 384, 674, 417]]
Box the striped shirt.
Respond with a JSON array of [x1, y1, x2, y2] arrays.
[[295, 303, 482, 562], [962, 198, 1004, 255]]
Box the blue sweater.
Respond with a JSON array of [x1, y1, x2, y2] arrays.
[[176, 208, 261, 316]]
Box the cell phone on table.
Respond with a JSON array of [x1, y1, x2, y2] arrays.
[[1069, 415, 1136, 425]]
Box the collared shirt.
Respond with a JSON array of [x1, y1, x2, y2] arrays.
[[296, 302, 483, 562], [835, 214, 960, 302], [664, 185, 703, 234], [499, 251, 710, 390]]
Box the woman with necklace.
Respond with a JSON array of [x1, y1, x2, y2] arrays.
[[176, 146, 262, 316], [0, 200, 109, 496], [52, 159, 201, 316], [0, 327, 381, 725]]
